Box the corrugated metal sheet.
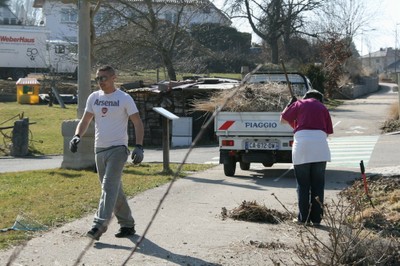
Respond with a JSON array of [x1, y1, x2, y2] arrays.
[[16, 78, 40, 85]]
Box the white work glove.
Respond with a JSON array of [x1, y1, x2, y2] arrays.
[[131, 144, 144, 164], [69, 134, 80, 153]]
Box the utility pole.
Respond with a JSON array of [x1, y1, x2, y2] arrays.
[[77, 0, 91, 119], [61, 0, 95, 170], [360, 29, 376, 74], [361, 30, 364, 69], [396, 23, 400, 119], [395, 27, 397, 84], [395, 23, 400, 85]]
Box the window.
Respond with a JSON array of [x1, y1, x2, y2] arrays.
[[60, 8, 77, 23], [165, 12, 177, 23], [55, 45, 66, 54]]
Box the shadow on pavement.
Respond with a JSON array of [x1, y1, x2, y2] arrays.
[[184, 167, 359, 191], [94, 236, 220, 265], [184, 175, 267, 191]]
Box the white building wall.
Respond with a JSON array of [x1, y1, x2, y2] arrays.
[[361, 49, 397, 74], [42, 2, 77, 42], [32, 1, 230, 42]]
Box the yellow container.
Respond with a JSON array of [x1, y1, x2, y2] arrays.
[[16, 78, 41, 104]]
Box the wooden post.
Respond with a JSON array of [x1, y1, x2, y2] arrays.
[[162, 117, 170, 172], [11, 118, 29, 156], [153, 107, 179, 174]]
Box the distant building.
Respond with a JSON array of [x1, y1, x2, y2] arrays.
[[32, 0, 231, 42], [0, 5, 20, 25], [360, 47, 400, 74]]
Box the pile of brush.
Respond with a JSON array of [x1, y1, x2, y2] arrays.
[[191, 82, 292, 112], [221, 200, 290, 224]]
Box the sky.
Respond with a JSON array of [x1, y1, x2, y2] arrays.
[[214, 0, 400, 56], [8, 0, 400, 56]]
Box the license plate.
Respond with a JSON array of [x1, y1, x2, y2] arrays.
[[246, 141, 278, 150]]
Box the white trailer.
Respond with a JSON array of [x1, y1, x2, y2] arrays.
[[215, 72, 313, 176], [0, 26, 77, 80]]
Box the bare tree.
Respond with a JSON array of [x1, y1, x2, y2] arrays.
[[318, 33, 352, 97], [307, 0, 375, 94], [225, 0, 322, 64], [95, 0, 215, 81], [89, 1, 102, 64], [309, 0, 375, 48]]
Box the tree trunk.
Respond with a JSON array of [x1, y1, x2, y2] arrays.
[[270, 41, 279, 64], [160, 50, 177, 81]]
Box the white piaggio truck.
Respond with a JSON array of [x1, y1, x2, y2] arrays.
[[215, 72, 313, 176]]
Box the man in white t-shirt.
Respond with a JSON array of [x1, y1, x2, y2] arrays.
[[69, 65, 144, 240]]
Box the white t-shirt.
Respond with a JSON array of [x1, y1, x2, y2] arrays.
[[85, 89, 138, 148], [292, 130, 331, 165]]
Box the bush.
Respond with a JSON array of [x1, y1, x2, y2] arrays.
[[301, 64, 326, 94]]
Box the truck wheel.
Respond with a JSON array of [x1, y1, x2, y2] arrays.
[[224, 157, 236, 176], [239, 162, 250, 170]]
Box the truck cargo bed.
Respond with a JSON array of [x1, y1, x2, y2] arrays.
[[215, 112, 293, 136]]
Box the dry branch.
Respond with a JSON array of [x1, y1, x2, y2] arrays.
[[191, 82, 291, 112]]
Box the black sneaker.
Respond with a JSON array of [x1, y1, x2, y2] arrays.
[[312, 222, 322, 227], [86, 227, 103, 241], [115, 227, 136, 238]]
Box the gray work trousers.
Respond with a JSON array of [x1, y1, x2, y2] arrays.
[[93, 145, 135, 229]]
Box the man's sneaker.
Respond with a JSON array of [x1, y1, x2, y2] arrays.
[[86, 227, 103, 241], [115, 227, 136, 238]]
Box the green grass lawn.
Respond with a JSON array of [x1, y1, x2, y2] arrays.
[[0, 101, 214, 250], [0, 163, 213, 250]]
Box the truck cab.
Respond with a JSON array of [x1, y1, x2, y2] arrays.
[[244, 72, 312, 96], [46, 40, 78, 78]]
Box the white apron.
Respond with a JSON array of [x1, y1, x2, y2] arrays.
[[292, 130, 331, 165]]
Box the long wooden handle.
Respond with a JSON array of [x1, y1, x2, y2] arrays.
[[280, 59, 294, 97]]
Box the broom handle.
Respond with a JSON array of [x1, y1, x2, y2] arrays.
[[280, 59, 294, 97]]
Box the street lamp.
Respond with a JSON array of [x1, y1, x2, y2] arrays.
[[395, 23, 400, 84]]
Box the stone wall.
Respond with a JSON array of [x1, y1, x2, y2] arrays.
[[333, 76, 379, 99]]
